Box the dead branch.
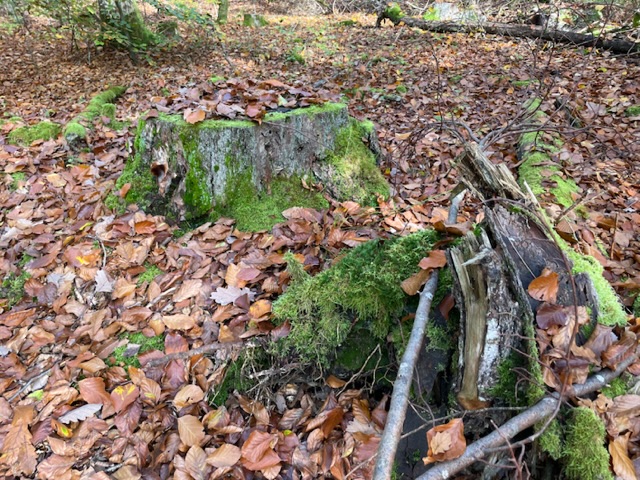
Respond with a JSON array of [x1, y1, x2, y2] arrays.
[[417, 352, 639, 480], [373, 272, 439, 480], [380, 16, 640, 56], [145, 341, 243, 367]]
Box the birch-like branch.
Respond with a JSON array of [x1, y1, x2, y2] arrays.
[[417, 353, 639, 480], [373, 272, 439, 480]]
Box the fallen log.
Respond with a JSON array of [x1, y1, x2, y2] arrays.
[[378, 14, 640, 56]]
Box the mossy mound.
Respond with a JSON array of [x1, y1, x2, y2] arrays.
[[7, 121, 61, 145], [111, 103, 388, 230], [272, 229, 439, 367], [562, 407, 613, 480], [64, 85, 127, 146]]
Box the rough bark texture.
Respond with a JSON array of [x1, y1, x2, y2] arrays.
[[449, 144, 600, 408], [124, 103, 388, 226], [379, 15, 640, 56]]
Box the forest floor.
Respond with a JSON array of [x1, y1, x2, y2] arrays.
[[0, 3, 639, 479]]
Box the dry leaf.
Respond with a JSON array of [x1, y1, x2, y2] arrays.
[[178, 415, 205, 447], [418, 250, 447, 270], [174, 384, 205, 409], [184, 108, 206, 124], [528, 268, 559, 303], [207, 443, 242, 468], [326, 375, 346, 388], [609, 433, 636, 480], [423, 418, 466, 464]]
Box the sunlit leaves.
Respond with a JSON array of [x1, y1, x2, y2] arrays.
[[528, 267, 559, 303], [423, 418, 466, 464]]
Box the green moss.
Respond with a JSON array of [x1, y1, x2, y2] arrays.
[[7, 121, 61, 145], [633, 294, 640, 317], [324, 119, 389, 206], [566, 250, 626, 326], [180, 130, 214, 220], [488, 351, 528, 406], [511, 79, 540, 88], [423, 7, 440, 21], [209, 351, 262, 407], [334, 326, 389, 373], [111, 332, 165, 368], [538, 418, 563, 460], [385, 3, 404, 22], [209, 76, 225, 83], [562, 407, 613, 480], [115, 119, 160, 212], [602, 376, 628, 398], [63, 121, 87, 140], [65, 86, 127, 143], [9, 172, 27, 191], [624, 105, 640, 117], [137, 263, 163, 286], [1, 270, 30, 307], [272, 229, 439, 366], [213, 169, 327, 231]]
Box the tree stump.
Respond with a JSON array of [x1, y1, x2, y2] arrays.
[[114, 103, 389, 230]]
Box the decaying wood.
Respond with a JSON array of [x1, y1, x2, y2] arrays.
[[378, 15, 640, 56], [449, 144, 601, 408]]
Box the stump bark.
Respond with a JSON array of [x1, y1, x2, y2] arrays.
[[115, 103, 389, 229]]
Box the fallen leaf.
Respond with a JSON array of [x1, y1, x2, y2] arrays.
[[418, 250, 447, 270], [58, 404, 102, 424], [609, 433, 636, 480], [207, 443, 242, 468], [528, 268, 559, 303], [423, 418, 466, 464], [178, 415, 205, 447], [184, 108, 206, 124]]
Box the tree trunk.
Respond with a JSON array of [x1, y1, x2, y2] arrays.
[[217, 0, 229, 24], [96, 0, 154, 49], [379, 15, 640, 56]]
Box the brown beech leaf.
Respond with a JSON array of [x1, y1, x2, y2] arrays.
[[173, 279, 203, 303], [185, 445, 208, 480], [249, 299, 272, 319], [325, 375, 346, 388], [401, 268, 431, 296], [423, 418, 466, 465], [418, 250, 447, 270], [184, 108, 206, 124], [162, 314, 196, 331], [173, 384, 205, 409], [178, 415, 205, 447], [241, 430, 277, 464], [609, 433, 636, 480], [207, 443, 242, 468], [536, 303, 569, 329], [528, 268, 559, 303], [0, 405, 37, 476], [110, 383, 139, 413]]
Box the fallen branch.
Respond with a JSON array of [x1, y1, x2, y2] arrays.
[[145, 341, 243, 367], [379, 15, 640, 56], [417, 352, 639, 480], [373, 272, 439, 480]]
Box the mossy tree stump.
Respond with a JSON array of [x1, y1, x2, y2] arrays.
[[114, 103, 389, 230]]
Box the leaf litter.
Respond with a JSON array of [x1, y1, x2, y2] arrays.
[[0, 3, 639, 478]]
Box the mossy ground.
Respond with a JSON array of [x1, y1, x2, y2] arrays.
[[64, 86, 127, 143], [137, 263, 163, 286], [624, 105, 640, 116], [7, 121, 61, 145], [110, 332, 165, 368], [562, 407, 613, 480], [272, 229, 439, 367], [212, 171, 328, 231]]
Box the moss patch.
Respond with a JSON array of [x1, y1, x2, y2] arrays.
[[624, 105, 640, 117], [7, 121, 61, 145], [137, 263, 163, 286], [272, 229, 439, 366], [562, 407, 613, 480], [64, 86, 127, 144], [324, 118, 389, 206], [213, 170, 328, 231], [385, 3, 404, 22], [0, 270, 30, 307], [111, 332, 165, 368], [602, 375, 628, 398]]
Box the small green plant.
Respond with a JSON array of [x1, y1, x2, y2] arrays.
[[1, 271, 30, 307], [286, 45, 306, 64], [137, 263, 163, 286], [9, 172, 27, 191], [110, 332, 165, 368], [562, 407, 613, 480]]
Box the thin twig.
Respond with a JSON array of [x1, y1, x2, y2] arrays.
[[145, 341, 243, 367], [373, 272, 439, 480]]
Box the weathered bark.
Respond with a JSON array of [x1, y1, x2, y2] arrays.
[[449, 144, 600, 408], [122, 104, 388, 227], [379, 15, 640, 56]]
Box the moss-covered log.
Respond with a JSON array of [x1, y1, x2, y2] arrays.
[[112, 103, 389, 230]]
